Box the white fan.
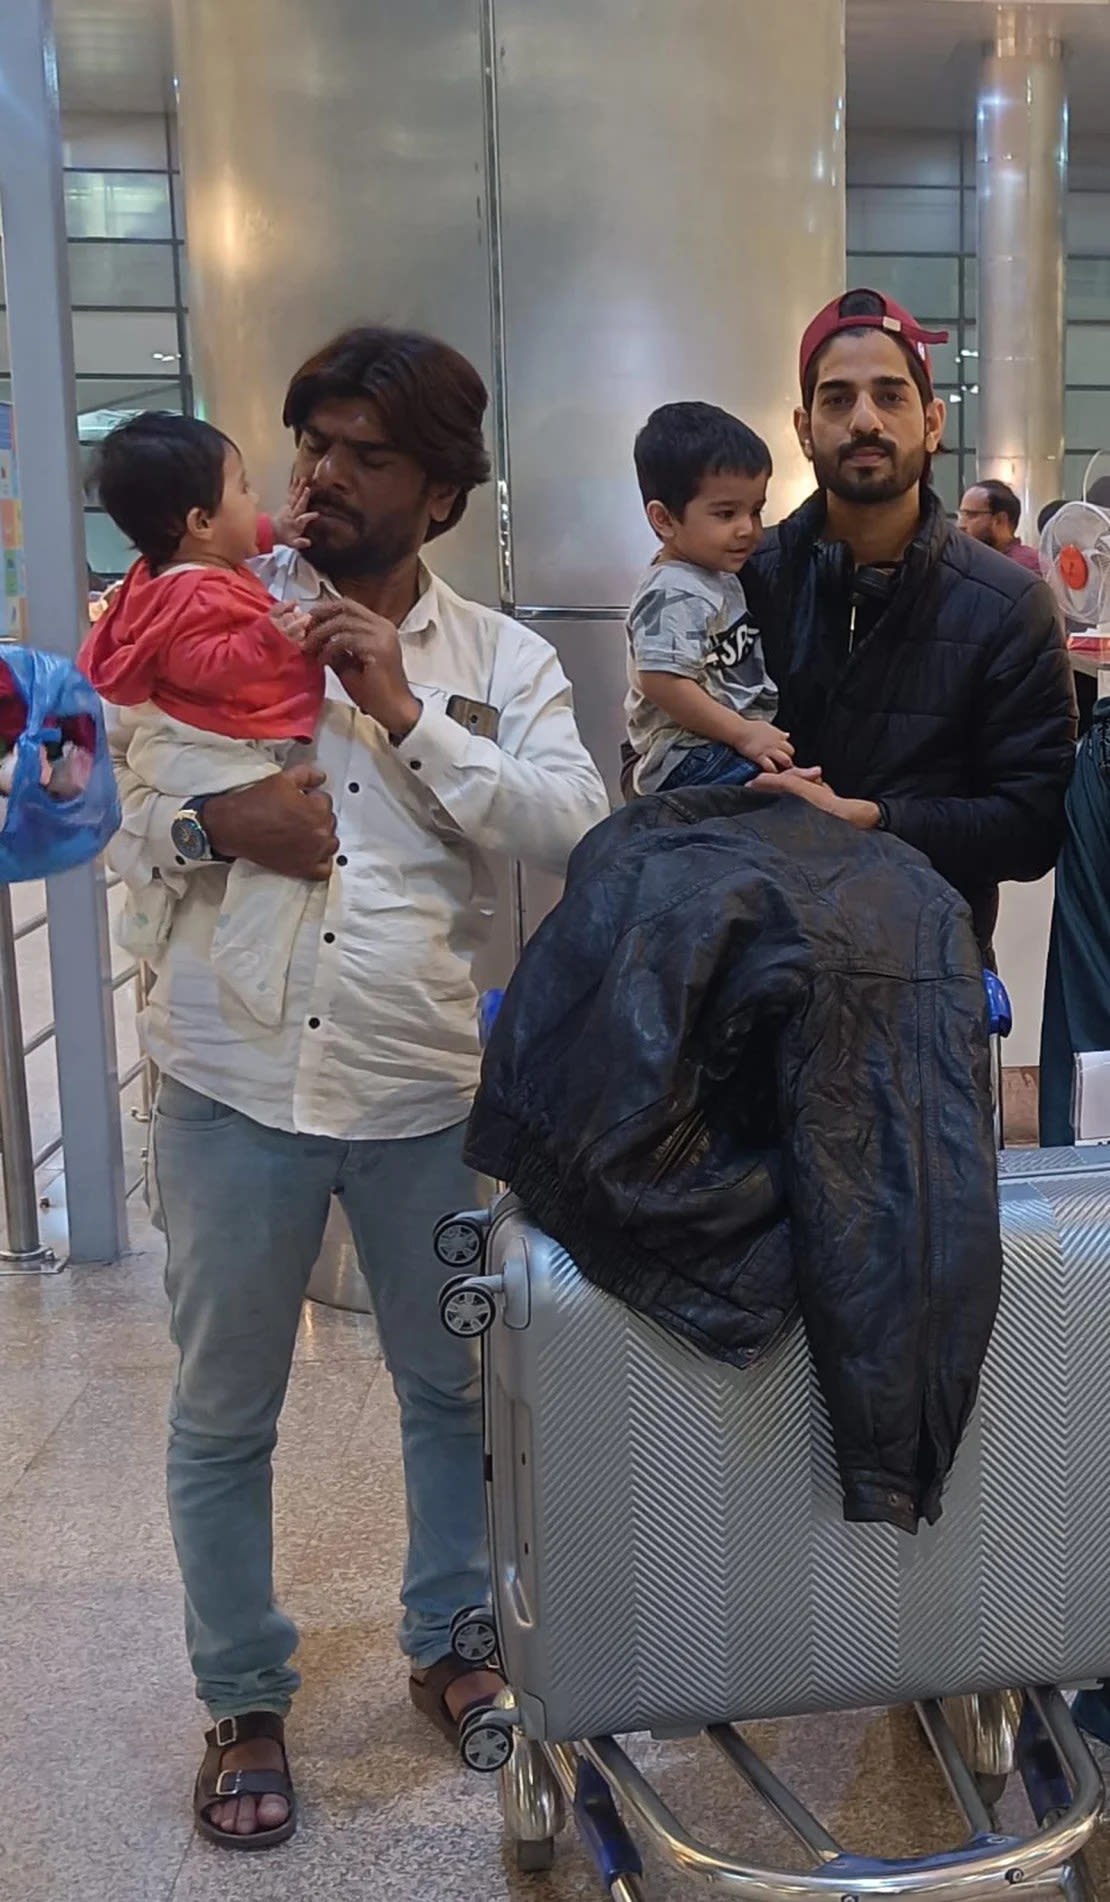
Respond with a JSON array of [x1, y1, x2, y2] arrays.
[[1041, 498, 1110, 630]]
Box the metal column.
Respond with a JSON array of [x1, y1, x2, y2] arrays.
[[976, 4, 1068, 531], [0, 0, 128, 1263]]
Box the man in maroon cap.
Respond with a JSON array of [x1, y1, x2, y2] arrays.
[[741, 287, 1076, 955]]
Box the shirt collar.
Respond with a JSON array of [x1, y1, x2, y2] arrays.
[[399, 563, 438, 639], [297, 555, 438, 638]]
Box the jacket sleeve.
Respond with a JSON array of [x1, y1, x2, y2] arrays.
[[158, 578, 289, 694], [880, 583, 1077, 892], [391, 628, 610, 876]]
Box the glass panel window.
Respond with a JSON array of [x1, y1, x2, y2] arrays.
[[68, 240, 177, 309], [1066, 388, 1110, 448], [64, 171, 172, 240], [1067, 259, 1110, 323], [76, 375, 184, 415], [1067, 325, 1110, 385], [928, 331, 970, 386], [1066, 450, 1110, 498], [846, 133, 961, 189], [66, 310, 181, 377], [62, 116, 168, 170], [930, 454, 960, 514], [1068, 194, 1110, 256], [847, 188, 960, 254], [84, 510, 135, 580], [846, 253, 959, 320], [171, 173, 187, 240]]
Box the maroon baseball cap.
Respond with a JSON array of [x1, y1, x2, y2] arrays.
[[799, 290, 949, 396]]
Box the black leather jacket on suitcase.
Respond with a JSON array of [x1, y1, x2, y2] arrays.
[[465, 793, 1002, 1535]]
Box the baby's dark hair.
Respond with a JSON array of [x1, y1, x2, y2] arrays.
[[93, 412, 236, 571], [634, 402, 772, 519]]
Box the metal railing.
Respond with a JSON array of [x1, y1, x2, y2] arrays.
[[0, 866, 153, 1273]]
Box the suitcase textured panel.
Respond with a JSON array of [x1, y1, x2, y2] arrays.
[[484, 1151, 1110, 1743]]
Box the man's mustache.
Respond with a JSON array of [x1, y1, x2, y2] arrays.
[[308, 491, 362, 524], [840, 436, 895, 463]]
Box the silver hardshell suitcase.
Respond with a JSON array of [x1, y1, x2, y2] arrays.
[[478, 1147, 1110, 1746]]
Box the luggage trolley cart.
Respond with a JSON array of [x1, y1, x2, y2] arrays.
[[434, 982, 1107, 1899]]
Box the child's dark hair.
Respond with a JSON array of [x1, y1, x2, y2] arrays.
[[93, 412, 236, 571], [634, 402, 772, 519]]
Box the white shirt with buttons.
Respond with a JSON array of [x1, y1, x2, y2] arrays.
[[106, 549, 610, 1140]]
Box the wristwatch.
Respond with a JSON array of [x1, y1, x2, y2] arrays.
[[170, 795, 231, 864]]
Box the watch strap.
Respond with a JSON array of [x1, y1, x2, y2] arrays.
[[183, 795, 233, 864]]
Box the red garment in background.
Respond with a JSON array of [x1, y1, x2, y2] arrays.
[[78, 548, 323, 743], [1004, 539, 1043, 575]]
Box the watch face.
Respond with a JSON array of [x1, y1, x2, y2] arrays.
[[171, 813, 209, 862]]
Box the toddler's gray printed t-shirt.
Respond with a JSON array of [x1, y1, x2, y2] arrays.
[[624, 558, 778, 794]]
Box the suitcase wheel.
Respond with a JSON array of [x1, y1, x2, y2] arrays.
[[460, 1707, 516, 1773], [433, 1213, 489, 1269], [439, 1279, 497, 1338], [450, 1605, 500, 1668]]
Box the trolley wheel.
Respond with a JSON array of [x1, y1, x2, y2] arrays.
[[513, 1838, 556, 1873], [433, 1215, 487, 1269], [451, 1605, 500, 1667], [439, 1281, 497, 1339], [460, 1707, 515, 1774]]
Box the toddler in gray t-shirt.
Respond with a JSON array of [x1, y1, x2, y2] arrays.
[[625, 402, 795, 797]]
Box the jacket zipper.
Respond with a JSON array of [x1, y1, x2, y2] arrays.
[[647, 1113, 703, 1186]]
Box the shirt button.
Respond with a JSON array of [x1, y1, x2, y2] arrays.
[[409, 759, 423, 772], [308, 1016, 321, 1029], [323, 931, 336, 945], [348, 781, 360, 794], [336, 854, 348, 867], [175, 855, 186, 867]]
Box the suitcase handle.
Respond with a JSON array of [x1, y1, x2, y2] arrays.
[[984, 970, 1013, 1041], [479, 988, 504, 1050]]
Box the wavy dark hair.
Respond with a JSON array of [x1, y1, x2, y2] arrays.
[[283, 326, 491, 539]]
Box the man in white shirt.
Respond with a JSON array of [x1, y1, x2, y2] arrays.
[[110, 327, 608, 1849]]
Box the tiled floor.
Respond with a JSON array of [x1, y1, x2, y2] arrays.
[[2, 1187, 1107, 1901]]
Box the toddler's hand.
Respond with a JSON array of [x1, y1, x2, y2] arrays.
[[271, 602, 312, 646], [735, 720, 795, 774], [270, 476, 318, 551]]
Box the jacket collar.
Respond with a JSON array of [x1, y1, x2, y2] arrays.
[[778, 483, 950, 580]]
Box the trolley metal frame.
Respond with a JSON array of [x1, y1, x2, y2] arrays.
[[438, 981, 1105, 1897]]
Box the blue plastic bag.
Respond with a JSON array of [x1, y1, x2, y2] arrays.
[[0, 646, 120, 883]]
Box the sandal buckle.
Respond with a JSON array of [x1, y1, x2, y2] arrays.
[[214, 1716, 239, 1748], [215, 1769, 243, 1799]]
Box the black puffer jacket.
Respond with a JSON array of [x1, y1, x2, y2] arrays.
[[742, 488, 1077, 949], [466, 791, 1002, 1535]]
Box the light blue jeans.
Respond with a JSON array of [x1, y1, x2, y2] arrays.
[[149, 1074, 488, 1720]]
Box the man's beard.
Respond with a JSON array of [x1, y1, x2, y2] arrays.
[[306, 501, 418, 579], [815, 436, 927, 506]]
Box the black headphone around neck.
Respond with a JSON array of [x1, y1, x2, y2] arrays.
[[814, 539, 902, 612]]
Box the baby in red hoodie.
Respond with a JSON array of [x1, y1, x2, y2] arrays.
[[80, 412, 326, 1024]]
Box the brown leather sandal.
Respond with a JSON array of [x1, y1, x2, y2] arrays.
[[409, 1655, 503, 1744], [193, 1711, 297, 1852]]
